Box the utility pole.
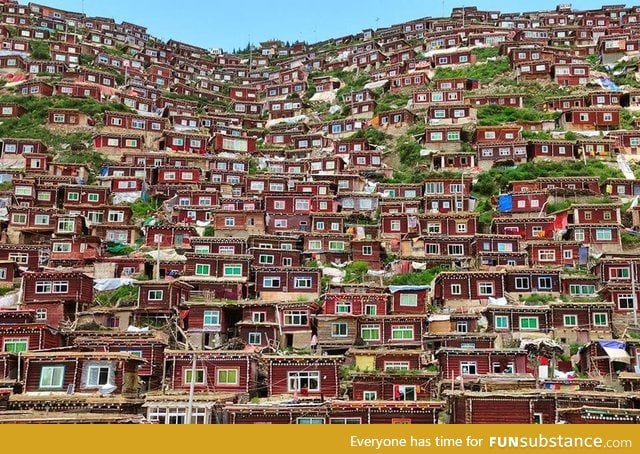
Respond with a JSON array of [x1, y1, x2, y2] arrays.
[[632, 261, 638, 327], [155, 240, 160, 280]]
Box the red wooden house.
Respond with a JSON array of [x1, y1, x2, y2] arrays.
[[54, 82, 102, 101], [156, 167, 202, 185], [465, 94, 524, 109], [389, 71, 429, 93], [429, 49, 475, 67], [49, 236, 101, 266], [161, 131, 210, 154], [19, 351, 144, 396], [71, 331, 167, 390], [224, 400, 444, 424], [436, 348, 528, 380], [17, 80, 54, 97], [491, 216, 555, 240], [501, 191, 548, 214], [19, 271, 94, 328], [144, 224, 197, 249], [212, 210, 264, 237], [526, 241, 583, 267], [434, 78, 477, 90], [356, 315, 425, 348], [235, 302, 280, 348], [351, 371, 437, 401], [163, 350, 257, 395], [254, 268, 321, 301], [0, 244, 49, 271], [432, 271, 505, 306], [476, 142, 528, 166], [388, 285, 430, 314], [446, 389, 634, 424], [504, 268, 561, 295], [212, 134, 256, 154], [104, 111, 167, 134], [552, 63, 590, 86], [475, 125, 522, 144], [559, 107, 621, 131], [528, 140, 576, 159], [423, 125, 463, 151], [135, 280, 191, 319], [47, 108, 92, 127], [426, 104, 472, 124], [549, 301, 613, 341], [0, 310, 62, 352], [515, 61, 551, 82], [377, 109, 415, 128], [537, 176, 601, 194], [264, 355, 343, 398], [93, 133, 144, 151]]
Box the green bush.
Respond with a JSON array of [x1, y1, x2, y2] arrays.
[[30, 41, 50, 60], [349, 127, 388, 146], [433, 57, 510, 83], [344, 261, 369, 283], [388, 266, 447, 286], [396, 135, 422, 166], [477, 104, 557, 126], [472, 160, 624, 197]]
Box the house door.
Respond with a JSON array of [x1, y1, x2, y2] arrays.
[[576, 330, 589, 344], [283, 333, 294, 348]]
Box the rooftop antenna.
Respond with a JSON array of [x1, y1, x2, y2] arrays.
[[442, 0, 445, 18]]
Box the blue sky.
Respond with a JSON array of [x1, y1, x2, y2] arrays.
[[45, 1, 614, 52]]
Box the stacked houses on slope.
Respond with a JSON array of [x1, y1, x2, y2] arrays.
[[1, 1, 640, 423]]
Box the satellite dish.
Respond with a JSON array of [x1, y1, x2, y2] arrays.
[[98, 383, 117, 396]]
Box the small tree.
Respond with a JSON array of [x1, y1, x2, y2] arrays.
[[344, 261, 369, 283]]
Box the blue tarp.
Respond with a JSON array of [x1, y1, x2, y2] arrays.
[[598, 77, 620, 91], [598, 340, 625, 350], [498, 194, 513, 212], [579, 246, 589, 265]]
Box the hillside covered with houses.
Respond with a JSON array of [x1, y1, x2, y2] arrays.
[[2, 1, 640, 424]]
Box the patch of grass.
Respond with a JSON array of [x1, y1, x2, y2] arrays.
[[521, 130, 553, 140], [522, 294, 555, 305], [388, 266, 447, 286], [0, 286, 17, 297], [343, 261, 369, 284], [433, 57, 510, 84], [0, 95, 131, 147], [472, 47, 499, 61], [56, 149, 115, 183], [622, 231, 640, 248], [335, 71, 371, 100], [477, 104, 558, 126], [95, 285, 138, 307], [348, 127, 389, 146], [546, 200, 572, 214], [375, 92, 410, 114], [473, 160, 624, 198], [396, 135, 422, 166], [129, 198, 159, 220], [30, 40, 50, 60]]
